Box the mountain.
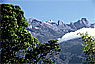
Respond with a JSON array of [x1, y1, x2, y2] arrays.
[[91, 23, 95, 28], [73, 18, 91, 29], [47, 38, 86, 64], [26, 18, 95, 43], [48, 28, 95, 64], [25, 18, 95, 64]]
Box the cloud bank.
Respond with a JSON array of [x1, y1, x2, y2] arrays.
[[58, 28, 95, 43]]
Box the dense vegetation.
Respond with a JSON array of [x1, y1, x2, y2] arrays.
[[0, 3, 61, 63], [77, 32, 95, 63]]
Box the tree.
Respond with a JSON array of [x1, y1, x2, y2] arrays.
[[77, 32, 95, 63], [0, 3, 61, 63], [27, 40, 61, 64]]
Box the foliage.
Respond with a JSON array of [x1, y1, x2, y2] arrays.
[[77, 32, 95, 63], [0, 3, 38, 63], [29, 40, 61, 64], [0, 3, 61, 63]]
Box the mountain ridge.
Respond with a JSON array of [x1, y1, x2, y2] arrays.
[[26, 18, 95, 63], [26, 18, 95, 43]]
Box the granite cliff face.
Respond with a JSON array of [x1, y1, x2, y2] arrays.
[[26, 18, 95, 43]]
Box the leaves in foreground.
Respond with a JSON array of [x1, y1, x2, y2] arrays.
[[77, 32, 95, 63]]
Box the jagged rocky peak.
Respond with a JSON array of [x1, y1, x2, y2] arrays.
[[81, 18, 91, 26], [70, 22, 74, 25], [81, 18, 88, 21], [46, 19, 57, 25], [27, 18, 35, 21], [27, 18, 32, 22], [91, 23, 95, 28], [74, 18, 91, 29], [69, 22, 77, 29], [26, 17, 95, 43], [81, 18, 89, 23], [76, 18, 89, 23], [77, 19, 81, 23], [27, 18, 38, 23], [58, 20, 64, 25], [47, 19, 53, 23]]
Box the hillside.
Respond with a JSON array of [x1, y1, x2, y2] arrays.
[[47, 38, 86, 64]]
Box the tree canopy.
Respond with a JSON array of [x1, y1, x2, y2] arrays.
[[77, 32, 95, 63], [0, 3, 61, 63]]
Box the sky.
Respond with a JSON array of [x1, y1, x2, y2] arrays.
[[1, 0, 95, 24], [58, 28, 95, 43]]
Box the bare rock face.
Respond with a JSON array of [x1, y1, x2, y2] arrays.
[[91, 23, 95, 28], [74, 18, 91, 29], [26, 18, 95, 43], [69, 22, 77, 29], [58, 20, 64, 25]]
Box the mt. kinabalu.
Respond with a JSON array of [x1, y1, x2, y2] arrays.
[[26, 18, 95, 43]]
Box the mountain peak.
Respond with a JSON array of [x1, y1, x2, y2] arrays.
[[47, 19, 53, 23], [73, 18, 91, 29], [81, 18, 88, 21], [58, 20, 64, 25], [27, 18, 95, 43], [70, 22, 74, 25]]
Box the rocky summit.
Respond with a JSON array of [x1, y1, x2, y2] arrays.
[[26, 18, 95, 43]]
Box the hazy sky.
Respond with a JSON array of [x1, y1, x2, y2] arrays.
[[1, 0, 95, 24]]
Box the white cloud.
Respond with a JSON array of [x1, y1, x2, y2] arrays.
[[58, 28, 95, 43]]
